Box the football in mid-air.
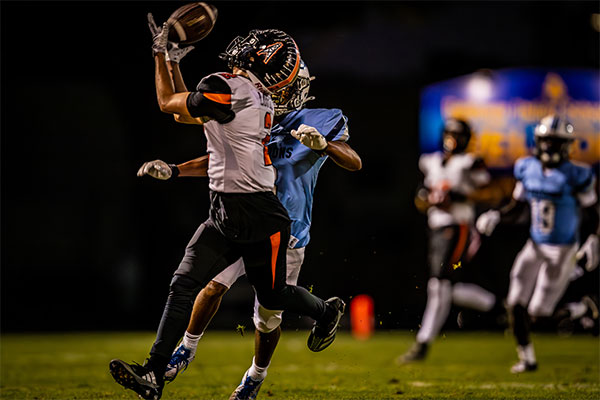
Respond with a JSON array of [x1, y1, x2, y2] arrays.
[[167, 2, 218, 45]]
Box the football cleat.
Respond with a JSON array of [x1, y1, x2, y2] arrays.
[[164, 344, 195, 382], [307, 297, 346, 352], [397, 341, 429, 364], [510, 359, 538, 374], [109, 359, 164, 400], [229, 369, 264, 400]]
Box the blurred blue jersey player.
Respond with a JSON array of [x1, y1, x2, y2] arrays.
[[138, 60, 362, 400], [477, 115, 599, 374]]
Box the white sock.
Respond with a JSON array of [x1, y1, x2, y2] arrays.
[[517, 343, 536, 364], [247, 357, 269, 381], [182, 331, 202, 355]]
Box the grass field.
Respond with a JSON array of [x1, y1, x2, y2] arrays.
[[1, 331, 598, 400]]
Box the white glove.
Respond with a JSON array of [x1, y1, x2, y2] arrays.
[[166, 42, 194, 63], [576, 234, 599, 271], [290, 124, 328, 151], [476, 210, 501, 236], [149, 14, 169, 57], [137, 160, 175, 180], [147, 13, 194, 63]]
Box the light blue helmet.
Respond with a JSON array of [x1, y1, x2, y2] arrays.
[[272, 59, 314, 116]]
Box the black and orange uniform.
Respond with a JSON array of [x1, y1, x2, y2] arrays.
[[148, 73, 330, 371]]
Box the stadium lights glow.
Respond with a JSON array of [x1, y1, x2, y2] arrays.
[[466, 74, 493, 102]]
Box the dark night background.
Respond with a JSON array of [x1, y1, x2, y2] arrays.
[[1, 1, 598, 333]]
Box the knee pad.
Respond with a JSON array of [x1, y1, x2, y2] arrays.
[[253, 302, 283, 333]]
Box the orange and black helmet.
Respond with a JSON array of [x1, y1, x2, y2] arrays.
[[220, 29, 301, 95]]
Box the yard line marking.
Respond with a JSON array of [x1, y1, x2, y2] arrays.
[[408, 381, 600, 390]]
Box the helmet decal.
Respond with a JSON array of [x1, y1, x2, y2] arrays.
[[257, 42, 283, 64], [220, 29, 300, 94]]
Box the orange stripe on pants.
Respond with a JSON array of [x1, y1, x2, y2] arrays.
[[269, 232, 281, 289], [450, 224, 469, 265]]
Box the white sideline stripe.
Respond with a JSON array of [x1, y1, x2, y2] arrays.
[[409, 381, 599, 390]]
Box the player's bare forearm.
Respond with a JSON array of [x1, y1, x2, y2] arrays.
[[325, 141, 362, 171], [169, 62, 189, 93], [155, 53, 191, 115], [177, 155, 209, 177], [173, 114, 205, 125]]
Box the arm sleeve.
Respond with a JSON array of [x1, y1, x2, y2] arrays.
[[513, 157, 527, 182], [321, 110, 349, 142], [186, 75, 235, 123], [580, 204, 600, 239]]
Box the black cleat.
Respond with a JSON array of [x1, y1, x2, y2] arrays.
[[397, 341, 429, 364], [109, 359, 164, 400], [307, 297, 345, 352]]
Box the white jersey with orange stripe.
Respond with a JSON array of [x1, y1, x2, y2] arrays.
[[419, 151, 490, 229], [194, 72, 276, 193]]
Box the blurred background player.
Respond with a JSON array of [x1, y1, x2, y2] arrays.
[[138, 60, 362, 400], [109, 22, 345, 400], [399, 118, 498, 363], [476, 114, 599, 373]]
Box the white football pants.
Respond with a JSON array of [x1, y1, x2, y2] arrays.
[[506, 239, 577, 317], [416, 278, 496, 344], [212, 247, 305, 332]]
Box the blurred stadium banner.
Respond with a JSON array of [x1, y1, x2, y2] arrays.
[[420, 68, 600, 173]]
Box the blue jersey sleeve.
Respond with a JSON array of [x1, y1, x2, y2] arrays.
[[568, 162, 594, 192], [305, 108, 348, 142], [513, 157, 531, 181]]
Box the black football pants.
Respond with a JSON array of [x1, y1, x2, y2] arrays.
[[149, 220, 327, 365]]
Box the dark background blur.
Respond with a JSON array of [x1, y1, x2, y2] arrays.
[[1, 1, 598, 332]]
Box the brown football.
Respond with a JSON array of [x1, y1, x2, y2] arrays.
[[167, 2, 218, 45]]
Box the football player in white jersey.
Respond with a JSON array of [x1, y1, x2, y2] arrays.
[[109, 22, 346, 400], [138, 60, 361, 400], [476, 115, 599, 373], [399, 118, 498, 363]]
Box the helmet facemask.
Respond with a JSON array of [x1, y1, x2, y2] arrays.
[[534, 136, 573, 167], [272, 60, 314, 116], [533, 115, 575, 167], [442, 118, 472, 155]]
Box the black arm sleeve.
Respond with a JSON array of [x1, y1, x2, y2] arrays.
[[581, 205, 600, 239], [186, 75, 235, 123], [499, 198, 529, 225]]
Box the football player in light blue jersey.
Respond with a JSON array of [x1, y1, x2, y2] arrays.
[[477, 115, 599, 373], [138, 60, 361, 400]]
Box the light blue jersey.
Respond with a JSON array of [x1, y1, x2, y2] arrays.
[[514, 156, 595, 245], [268, 108, 349, 248]]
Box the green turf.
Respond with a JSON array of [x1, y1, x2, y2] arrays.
[[1, 331, 598, 399]]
